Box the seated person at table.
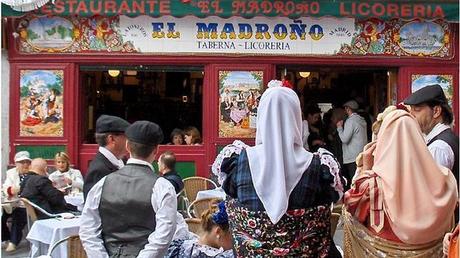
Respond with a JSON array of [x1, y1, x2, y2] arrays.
[[166, 202, 234, 258], [2, 151, 31, 252], [158, 151, 184, 194], [49, 152, 84, 194], [20, 158, 77, 219]]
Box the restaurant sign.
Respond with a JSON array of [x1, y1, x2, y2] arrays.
[[3, 0, 459, 22], [17, 15, 452, 58]]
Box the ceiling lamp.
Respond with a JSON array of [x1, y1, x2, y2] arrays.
[[108, 70, 120, 77], [299, 72, 311, 78]]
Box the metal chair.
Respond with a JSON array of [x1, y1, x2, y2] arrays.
[[187, 197, 222, 218], [20, 198, 59, 230], [182, 177, 218, 205], [39, 235, 87, 258]]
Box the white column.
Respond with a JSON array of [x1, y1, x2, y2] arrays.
[[1, 49, 10, 181]]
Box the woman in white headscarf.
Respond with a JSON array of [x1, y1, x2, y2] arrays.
[[212, 80, 345, 257]]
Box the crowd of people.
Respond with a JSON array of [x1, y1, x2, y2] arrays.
[[1, 81, 459, 257]]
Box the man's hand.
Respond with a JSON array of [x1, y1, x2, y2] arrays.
[[336, 120, 344, 128]]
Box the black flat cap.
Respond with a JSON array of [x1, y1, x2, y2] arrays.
[[125, 121, 164, 146], [404, 84, 448, 105], [96, 115, 130, 133]]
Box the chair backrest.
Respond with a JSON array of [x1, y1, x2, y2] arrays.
[[185, 218, 202, 235], [183, 177, 218, 203], [20, 198, 59, 219], [68, 235, 87, 258], [187, 197, 222, 218], [20, 198, 38, 228], [330, 212, 341, 236]]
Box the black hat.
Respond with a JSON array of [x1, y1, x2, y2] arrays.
[[404, 84, 448, 105], [125, 121, 164, 146], [96, 115, 130, 133]]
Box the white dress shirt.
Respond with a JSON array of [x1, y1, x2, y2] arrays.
[[98, 146, 124, 169], [79, 158, 177, 258], [425, 123, 455, 170]]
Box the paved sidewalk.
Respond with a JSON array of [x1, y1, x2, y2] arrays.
[[1, 241, 30, 258]]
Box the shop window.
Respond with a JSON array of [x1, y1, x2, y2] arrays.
[[80, 66, 203, 145]]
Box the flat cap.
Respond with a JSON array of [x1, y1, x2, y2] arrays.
[[125, 121, 164, 146], [404, 84, 448, 105], [343, 100, 359, 110], [96, 115, 130, 133]]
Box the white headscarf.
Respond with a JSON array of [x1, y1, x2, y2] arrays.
[[246, 80, 314, 224]]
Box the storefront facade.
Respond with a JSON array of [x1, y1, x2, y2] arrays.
[[2, 0, 459, 177]]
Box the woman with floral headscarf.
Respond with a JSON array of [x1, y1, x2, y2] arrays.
[[343, 107, 458, 257], [212, 80, 345, 257]]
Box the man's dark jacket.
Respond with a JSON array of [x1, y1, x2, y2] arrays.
[[20, 172, 71, 219], [83, 152, 119, 200]]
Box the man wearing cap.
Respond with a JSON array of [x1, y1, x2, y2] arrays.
[[80, 121, 177, 257], [404, 84, 458, 183], [336, 100, 368, 190], [1, 151, 31, 252], [83, 115, 130, 200]]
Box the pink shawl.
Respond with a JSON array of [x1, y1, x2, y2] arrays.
[[372, 109, 458, 244]]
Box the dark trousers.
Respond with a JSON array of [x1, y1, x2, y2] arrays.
[[1, 208, 27, 245], [342, 162, 357, 191]]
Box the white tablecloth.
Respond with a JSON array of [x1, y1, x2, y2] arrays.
[[64, 193, 84, 211], [26, 217, 81, 258], [196, 188, 226, 201]]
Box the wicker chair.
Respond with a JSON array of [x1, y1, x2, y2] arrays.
[[330, 212, 341, 236], [185, 218, 202, 235], [182, 177, 218, 205], [187, 197, 222, 218], [67, 235, 87, 258]]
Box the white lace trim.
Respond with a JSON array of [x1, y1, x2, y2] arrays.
[[316, 148, 345, 200], [211, 140, 249, 185]]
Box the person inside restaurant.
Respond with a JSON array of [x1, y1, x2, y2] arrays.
[[2, 151, 31, 252], [20, 158, 78, 219], [343, 107, 458, 257], [169, 128, 185, 145], [213, 80, 345, 257], [49, 152, 84, 194], [184, 126, 202, 145]]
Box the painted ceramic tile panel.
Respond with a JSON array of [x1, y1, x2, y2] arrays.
[[411, 74, 453, 106], [219, 71, 263, 138], [20, 70, 64, 137]]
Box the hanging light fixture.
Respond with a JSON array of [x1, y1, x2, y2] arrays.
[[299, 72, 311, 78], [108, 70, 120, 77]]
